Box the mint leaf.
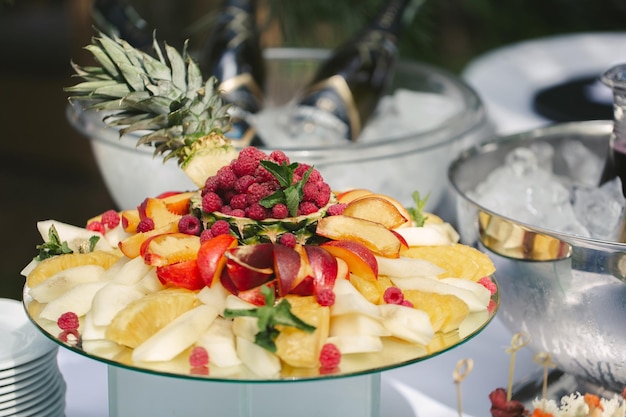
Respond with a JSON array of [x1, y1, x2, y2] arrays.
[[407, 191, 430, 227], [35, 225, 74, 261], [259, 161, 315, 217], [223, 285, 316, 353]]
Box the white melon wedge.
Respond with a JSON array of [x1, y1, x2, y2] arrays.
[[197, 282, 230, 315], [134, 269, 165, 294], [132, 304, 219, 363], [391, 276, 486, 312], [439, 277, 492, 307], [37, 219, 113, 252], [39, 281, 109, 321], [232, 316, 259, 342], [112, 256, 152, 286], [81, 310, 107, 341], [375, 256, 444, 279], [325, 335, 383, 354], [394, 223, 460, 246], [91, 282, 146, 327], [29, 265, 107, 303], [330, 313, 390, 337], [330, 279, 381, 318], [236, 336, 280, 378], [378, 304, 434, 345], [196, 317, 241, 368], [102, 224, 131, 247]]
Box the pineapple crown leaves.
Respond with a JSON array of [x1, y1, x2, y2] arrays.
[[258, 161, 314, 217], [223, 285, 316, 353], [65, 30, 233, 163]]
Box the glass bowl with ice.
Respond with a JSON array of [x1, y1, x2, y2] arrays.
[[448, 119, 626, 393]]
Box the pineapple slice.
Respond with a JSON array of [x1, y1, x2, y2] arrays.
[[402, 243, 496, 281], [106, 289, 201, 348], [274, 295, 330, 368], [26, 251, 122, 288], [349, 274, 394, 304], [402, 290, 469, 333]]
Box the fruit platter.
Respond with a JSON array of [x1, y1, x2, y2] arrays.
[[22, 31, 498, 384]]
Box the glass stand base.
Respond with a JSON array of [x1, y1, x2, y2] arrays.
[[108, 366, 381, 417]]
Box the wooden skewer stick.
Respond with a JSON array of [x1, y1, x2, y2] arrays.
[[453, 358, 474, 417], [505, 332, 530, 401], [532, 351, 556, 403]]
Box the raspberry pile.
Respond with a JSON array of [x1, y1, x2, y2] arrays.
[[201, 148, 332, 220]]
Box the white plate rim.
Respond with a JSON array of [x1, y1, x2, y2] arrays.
[[0, 373, 65, 417]]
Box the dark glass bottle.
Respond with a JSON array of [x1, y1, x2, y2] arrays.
[[200, 0, 265, 147], [289, 0, 422, 144], [91, 0, 154, 51], [598, 64, 626, 198]]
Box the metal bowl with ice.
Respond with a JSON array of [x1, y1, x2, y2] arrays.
[[67, 48, 489, 211], [448, 119, 626, 392]]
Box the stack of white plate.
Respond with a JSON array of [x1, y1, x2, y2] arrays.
[[0, 298, 66, 417]]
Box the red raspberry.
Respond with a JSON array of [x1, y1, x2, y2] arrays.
[[200, 229, 214, 243], [59, 329, 80, 344], [238, 146, 266, 161], [246, 203, 268, 220], [210, 220, 231, 236], [234, 175, 256, 194], [315, 182, 331, 207], [271, 204, 289, 219], [137, 217, 155, 233], [302, 181, 319, 202], [57, 312, 80, 331], [202, 192, 223, 213], [86, 221, 105, 234], [298, 201, 319, 216], [383, 287, 404, 305], [294, 163, 312, 177], [189, 346, 209, 367], [220, 205, 233, 215], [216, 166, 237, 189], [178, 215, 201, 235], [232, 155, 259, 177], [319, 343, 341, 369], [254, 164, 275, 183], [222, 190, 238, 204], [315, 288, 335, 307], [229, 194, 248, 210], [268, 150, 290, 165], [400, 299, 414, 308], [326, 203, 347, 216], [101, 210, 120, 229], [229, 209, 245, 217], [278, 233, 296, 248], [307, 168, 323, 184], [247, 182, 271, 205], [203, 176, 220, 194], [478, 276, 497, 295]]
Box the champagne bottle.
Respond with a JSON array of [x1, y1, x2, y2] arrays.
[[91, 0, 153, 51], [289, 0, 423, 144], [200, 0, 265, 147]]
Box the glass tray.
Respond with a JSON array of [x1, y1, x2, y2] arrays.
[[23, 281, 499, 383]]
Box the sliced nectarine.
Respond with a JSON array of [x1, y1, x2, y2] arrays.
[[141, 232, 201, 267], [196, 234, 238, 287], [155, 259, 204, 291], [224, 243, 275, 291], [141, 197, 183, 229], [316, 215, 402, 258], [118, 222, 179, 259], [273, 244, 303, 297], [343, 196, 408, 229], [320, 240, 378, 282], [160, 191, 195, 215], [335, 188, 373, 204], [305, 245, 338, 302], [120, 209, 141, 233], [354, 194, 412, 228]]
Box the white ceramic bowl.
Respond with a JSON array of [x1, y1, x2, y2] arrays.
[[68, 48, 490, 211]]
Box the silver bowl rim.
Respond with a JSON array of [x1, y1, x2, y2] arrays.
[[66, 47, 488, 164], [448, 119, 626, 253]]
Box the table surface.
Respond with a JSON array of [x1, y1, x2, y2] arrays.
[[57, 315, 536, 417]]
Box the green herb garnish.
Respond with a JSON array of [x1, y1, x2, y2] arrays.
[[258, 160, 314, 217], [223, 285, 316, 352], [35, 225, 73, 261], [407, 191, 430, 227]]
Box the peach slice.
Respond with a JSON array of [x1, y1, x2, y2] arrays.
[[141, 232, 201, 267], [320, 240, 378, 282], [305, 245, 338, 302], [316, 215, 402, 258], [120, 209, 141, 233], [335, 188, 373, 204], [343, 196, 409, 229], [355, 194, 413, 228], [196, 234, 238, 287], [156, 259, 205, 291], [140, 197, 183, 229], [118, 222, 179, 259], [160, 191, 195, 215], [273, 244, 304, 297]]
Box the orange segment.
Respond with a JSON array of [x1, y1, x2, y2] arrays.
[[106, 289, 200, 348], [26, 250, 122, 288], [402, 243, 495, 282]]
